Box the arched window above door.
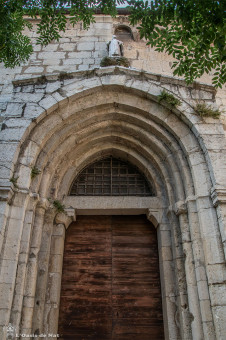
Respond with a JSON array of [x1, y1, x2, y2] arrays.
[[69, 157, 154, 196]]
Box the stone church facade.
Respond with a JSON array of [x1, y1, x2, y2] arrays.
[[0, 14, 226, 340]]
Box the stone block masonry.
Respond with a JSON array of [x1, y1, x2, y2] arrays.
[[0, 12, 225, 340], [0, 15, 225, 115]]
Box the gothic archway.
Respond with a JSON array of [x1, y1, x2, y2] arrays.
[[0, 68, 225, 340]]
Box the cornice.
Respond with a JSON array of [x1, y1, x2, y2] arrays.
[[211, 186, 226, 207]]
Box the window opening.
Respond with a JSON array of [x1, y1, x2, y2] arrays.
[[70, 157, 154, 196]]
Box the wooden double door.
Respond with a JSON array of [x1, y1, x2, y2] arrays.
[[58, 215, 164, 340]]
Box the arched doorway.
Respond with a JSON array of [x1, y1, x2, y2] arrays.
[[58, 215, 164, 340], [2, 68, 223, 340]]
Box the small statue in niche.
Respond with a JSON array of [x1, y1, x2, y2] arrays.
[[107, 35, 123, 57], [100, 35, 129, 67]]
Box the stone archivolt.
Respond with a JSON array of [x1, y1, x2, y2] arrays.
[[0, 67, 226, 340]]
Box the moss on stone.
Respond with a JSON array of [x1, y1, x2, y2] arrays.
[[100, 56, 130, 68], [194, 102, 221, 119], [158, 90, 181, 107]]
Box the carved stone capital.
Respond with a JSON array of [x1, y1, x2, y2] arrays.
[[211, 186, 226, 207], [45, 208, 57, 223], [0, 184, 14, 202], [29, 192, 40, 200], [65, 208, 76, 222], [167, 201, 187, 218], [55, 208, 76, 229], [174, 200, 187, 216], [146, 209, 161, 228], [37, 197, 51, 210]]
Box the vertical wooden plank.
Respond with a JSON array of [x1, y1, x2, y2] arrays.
[[58, 216, 112, 340], [112, 215, 164, 340]]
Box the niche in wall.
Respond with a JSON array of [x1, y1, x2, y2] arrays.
[[115, 25, 134, 42]]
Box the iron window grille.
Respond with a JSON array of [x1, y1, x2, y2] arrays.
[[70, 157, 154, 196]]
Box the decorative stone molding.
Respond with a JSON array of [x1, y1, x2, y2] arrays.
[[0, 58, 223, 340], [54, 208, 76, 229], [0, 184, 14, 202], [146, 209, 162, 228], [63, 197, 161, 215], [185, 195, 196, 203], [36, 197, 51, 210], [211, 186, 226, 207], [12, 67, 216, 94], [29, 192, 40, 200], [65, 207, 76, 220], [167, 201, 188, 218], [174, 200, 187, 216]]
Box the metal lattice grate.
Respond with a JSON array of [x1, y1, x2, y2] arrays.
[[70, 157, 154, 196]]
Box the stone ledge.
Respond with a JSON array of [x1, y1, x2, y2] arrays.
[[63, 196, 163, 215], [12, 67, 216, 94], [0, 185, 14, 202], [211, 186, 226, 207]]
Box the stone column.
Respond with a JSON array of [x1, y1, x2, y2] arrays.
[[147, 208, 180, 340], [0, 185, 13, 254], [42, 209, 76, 338], [31, 208, 56, 337], [210, 187, 226, 339], [20, 198, 50, 336], [193, 192, 226, 340], [10, 193, 39, 331], [174, 201, 204, 340], [186, 196, 216, 340], [147, 209, 181, 340], [211, 186, 226, 259], [0, 190, 29, 340], [167, 208, 192, 340]]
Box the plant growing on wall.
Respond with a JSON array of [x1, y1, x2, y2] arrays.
[[31, 166, 41, 179], [51, 199, 65, 213], [100, 56, 130, 68], [129, 0, 225, 88], [10, 176, 19, 188], [0, 1, 225, 87], [158, 90, 181, 107], [194, 102, 221, 119]]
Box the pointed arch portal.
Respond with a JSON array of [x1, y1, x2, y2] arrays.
[[1, 68, 226, 340], [60, 157, 162, 339]]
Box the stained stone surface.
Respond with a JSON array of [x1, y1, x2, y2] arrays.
[[0, 14, 225, 340]]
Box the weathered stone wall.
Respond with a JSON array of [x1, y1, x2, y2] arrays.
[[0, 13, 226, 340], [0, 67, 225, 339], [0, 15, 225, 124]]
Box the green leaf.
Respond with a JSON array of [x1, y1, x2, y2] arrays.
[[0, 0, 225, 87]]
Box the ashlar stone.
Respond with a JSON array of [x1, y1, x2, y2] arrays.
[[5, 102, 25, 117]]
